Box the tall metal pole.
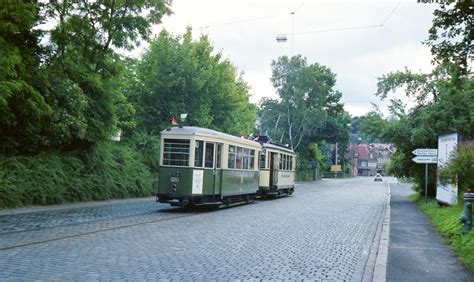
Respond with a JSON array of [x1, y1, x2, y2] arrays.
[[291, 12, 295, 57], [425, 163, 428, 203]]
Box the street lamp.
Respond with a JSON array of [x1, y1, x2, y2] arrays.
[[276, 11, 296, 56]]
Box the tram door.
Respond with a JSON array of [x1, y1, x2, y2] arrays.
[[207, 143, 222, 195], [269, 152, 279, 188]]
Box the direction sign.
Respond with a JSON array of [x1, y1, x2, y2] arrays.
[[412, 156, 438, 164], [412, 148, 438, 156]]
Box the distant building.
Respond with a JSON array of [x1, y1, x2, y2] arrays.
[[347, 143, 395, 176]]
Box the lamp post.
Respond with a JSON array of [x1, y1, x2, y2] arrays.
[[291, 11, 295, 56]]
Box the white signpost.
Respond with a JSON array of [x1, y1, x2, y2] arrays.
[[412, 149, 438, 156], [412, 156, 438, 164], [412, 148, 438, 202]]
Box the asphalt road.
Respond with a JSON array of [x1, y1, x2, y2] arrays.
[[0, 177, 388, 280]]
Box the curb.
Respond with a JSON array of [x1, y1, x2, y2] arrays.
[[373, 184, 391, 281]]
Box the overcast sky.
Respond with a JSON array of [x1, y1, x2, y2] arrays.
[[148, 0, 439, 117]]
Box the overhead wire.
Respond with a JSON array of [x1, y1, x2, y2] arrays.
[[278, 1, 401, 36], [197, 1, 402, 37]]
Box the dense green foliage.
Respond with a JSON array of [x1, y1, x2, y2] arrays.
[[361, 64, 473, 194], [0, 0, 172, 154], [412, 193, 474, 270], [0, 143, 154, 208], [129, 29, 256, 136], [258, 55, 351, 172]]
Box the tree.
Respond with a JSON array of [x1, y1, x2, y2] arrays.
[[131, 29, 256, 136], [425, 1, 473, 74], [259, 56, 350, 151], [0, 1, 52, 154], [0, 0, 172, 153]]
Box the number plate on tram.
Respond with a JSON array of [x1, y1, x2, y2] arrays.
[[170, 177, 180, 183]]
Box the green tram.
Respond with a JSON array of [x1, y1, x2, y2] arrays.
[[257, 141, 296, 198], [157, 126, 261, 207]]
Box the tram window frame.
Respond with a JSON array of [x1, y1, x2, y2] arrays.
[[204, 142, 214, 168], [194, 140, 204, 167], [163, 139, 190, 167], [279, 154, 283, 170], [259, 152, 266, 169]]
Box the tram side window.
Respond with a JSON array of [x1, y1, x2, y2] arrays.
[[163, 139, 190, 166], [236, 147, 243, 169], [195, 140, 204, 167], [205, 143, 214, 168], [290, 156, 293, 170], [216, 144, 222, 168], [228, 145, 236, 168], [279, 154, 283, 170], [249, 149, 255, 169], [259, 152, 266, 169], [243, 148, 249, 169]]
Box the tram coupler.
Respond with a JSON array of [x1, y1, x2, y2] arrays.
[[460, 189, 474, 234]]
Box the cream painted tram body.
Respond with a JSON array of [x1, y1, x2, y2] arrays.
[[257, 142, 296, 197]]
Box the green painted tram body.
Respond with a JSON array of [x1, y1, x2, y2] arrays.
[[157, 126, 261, 207]]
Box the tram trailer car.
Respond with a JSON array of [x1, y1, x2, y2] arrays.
[[257, 141, 296, 198], [157, 127, 261, 208]]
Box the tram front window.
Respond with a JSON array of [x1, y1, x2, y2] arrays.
[[163, 139, 190, 166]]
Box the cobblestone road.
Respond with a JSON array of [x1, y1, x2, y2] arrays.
[[0, 177, 388, 280]]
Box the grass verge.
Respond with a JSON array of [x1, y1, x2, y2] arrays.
[[411, 193, 474, 271]]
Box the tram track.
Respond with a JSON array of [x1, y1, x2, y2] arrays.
[[0, 183, 326, 251], [0, 210, 204, 251]]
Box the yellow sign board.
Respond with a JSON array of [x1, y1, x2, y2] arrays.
[[331, 165, 342, 172]]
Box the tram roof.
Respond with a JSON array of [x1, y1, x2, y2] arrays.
[[262, 142, 296, 155], [161, 126, 261, 148]]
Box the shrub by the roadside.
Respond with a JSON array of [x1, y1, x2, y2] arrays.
[[0, 142, 154, 208]]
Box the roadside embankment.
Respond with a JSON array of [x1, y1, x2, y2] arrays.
[[0, 142, 155, 209]]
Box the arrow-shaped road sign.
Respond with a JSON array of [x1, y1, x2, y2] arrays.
[[412, 156, 438, 164], [412, 148, 438, 156]]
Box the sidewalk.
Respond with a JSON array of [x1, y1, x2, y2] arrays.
[[387, 183, 473, 281]]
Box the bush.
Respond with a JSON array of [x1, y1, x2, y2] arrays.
[[125, 131, 161, 172], [0, 142, 154, 208]]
